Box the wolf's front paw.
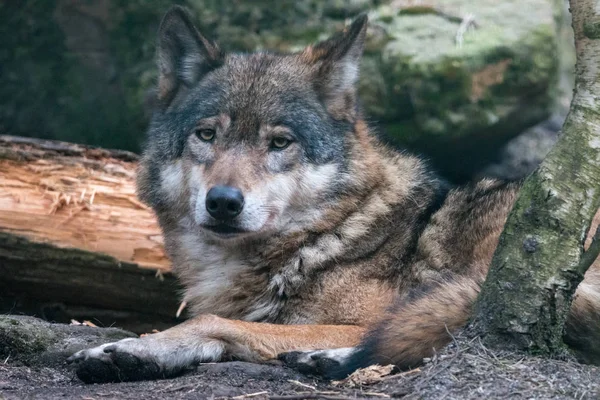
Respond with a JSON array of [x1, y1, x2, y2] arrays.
[[279, 347, 356, 378], [67, 338, 164, 383]]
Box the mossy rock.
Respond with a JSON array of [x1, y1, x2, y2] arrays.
[[360, 0, 564, 179], [0, 315, 136, 367], [366, 0, 560, 135], [1, 0, 564, 179]]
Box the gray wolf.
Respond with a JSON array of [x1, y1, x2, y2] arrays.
[[68, 6, 600, 383]]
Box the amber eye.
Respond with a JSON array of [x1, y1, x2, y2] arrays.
[[196, 128, 215, 142], [270, 137, 292, 150]]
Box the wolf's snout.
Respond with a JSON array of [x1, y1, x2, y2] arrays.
[[205, 185, 245, 220]]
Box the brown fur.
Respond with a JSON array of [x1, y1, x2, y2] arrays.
[[367, 275, 484, 369]]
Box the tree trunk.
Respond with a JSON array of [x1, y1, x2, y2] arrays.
[[473, 0, 600, 355], [0, 135, 180, 334]]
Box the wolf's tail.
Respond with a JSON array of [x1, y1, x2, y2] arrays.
[[329, 275, 482, 378], [330, 265, 600, 379]]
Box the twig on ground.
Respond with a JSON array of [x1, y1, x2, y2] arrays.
[[380, 368, 421, 381], [269, 394, 352, 400], [287, 380, 317, 390], [231, 391, 269, 399]]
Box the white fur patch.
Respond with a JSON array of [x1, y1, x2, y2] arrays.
[[175, 228, 248, 310], [294, 347, 357, 366], [180, 53, 206, 85], [339, 61, 359, 88], [186, 165, 210, 225], [244, 297, 284, 322], [175, 227, 283, 321], [160, 161, 185, 205], [274, 163, 339, 233], [300, 164, 340, 193]]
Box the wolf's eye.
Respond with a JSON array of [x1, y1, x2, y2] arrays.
[[270, 137, 292, 150], [196, 128, 215, 142]]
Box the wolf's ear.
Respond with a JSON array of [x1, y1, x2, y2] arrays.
[[300, 14, 368, 118], [156, 6, 223, 106]]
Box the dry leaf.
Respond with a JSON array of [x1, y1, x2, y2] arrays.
[[332, 364, 395, 387]]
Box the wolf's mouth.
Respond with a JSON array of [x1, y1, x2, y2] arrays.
[[201, 223, 248, 236]]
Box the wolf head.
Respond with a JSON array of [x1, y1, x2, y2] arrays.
[[137, 6, 370, 244]]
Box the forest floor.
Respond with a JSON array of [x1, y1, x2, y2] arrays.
[[1, 316, 599, 400]]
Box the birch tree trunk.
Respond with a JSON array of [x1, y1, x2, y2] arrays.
[[473, 0, 600, 355]]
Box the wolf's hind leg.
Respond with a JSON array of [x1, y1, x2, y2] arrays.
[[68, 314, 365, 383], [282, 275, 482, 379]]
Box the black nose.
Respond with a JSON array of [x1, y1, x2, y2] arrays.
[[205, 185, 244, 220]]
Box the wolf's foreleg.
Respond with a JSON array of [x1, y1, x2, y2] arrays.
[[68, 314, 364, 383]]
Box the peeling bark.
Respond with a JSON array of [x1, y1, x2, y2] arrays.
[[0, 135, 169, 271], [474, 0, 600, 355]]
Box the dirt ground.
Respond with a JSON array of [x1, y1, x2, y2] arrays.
[[2, 326, 599, 400]]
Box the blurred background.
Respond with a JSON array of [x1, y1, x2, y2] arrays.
[[0, 0, 574, 183]]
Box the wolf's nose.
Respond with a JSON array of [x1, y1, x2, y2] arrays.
[[205, 185, 245, 220]]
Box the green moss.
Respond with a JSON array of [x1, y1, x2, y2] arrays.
[[0, 317, 56, 359], [0, 315, 138, 366], [583, 21, 600, 39], [367, 0, 561, 145]]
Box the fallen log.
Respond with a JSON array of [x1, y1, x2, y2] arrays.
[[0, 135, 180, 333]]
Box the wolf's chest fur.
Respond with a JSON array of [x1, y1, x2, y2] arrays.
[[165, 225, 257, 317], [169, 229, 399, 326]]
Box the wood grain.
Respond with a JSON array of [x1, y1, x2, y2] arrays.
[[0, 135, 169, 271]]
